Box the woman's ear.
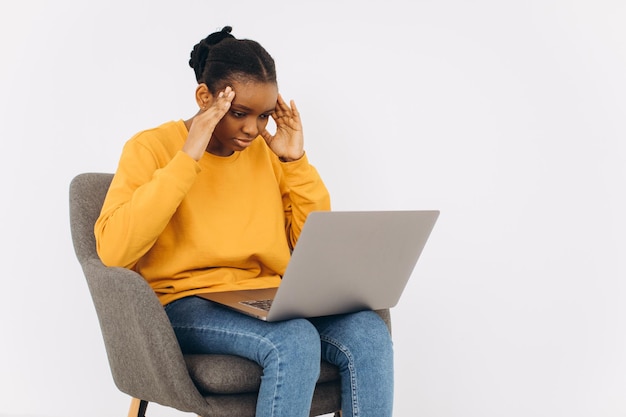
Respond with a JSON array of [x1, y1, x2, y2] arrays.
[[195, 83, 212, 110]]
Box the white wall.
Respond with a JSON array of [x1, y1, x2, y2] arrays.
[[1, 1, 625, 416]]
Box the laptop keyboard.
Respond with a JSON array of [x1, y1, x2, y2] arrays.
[[240, 299, 273, 311]]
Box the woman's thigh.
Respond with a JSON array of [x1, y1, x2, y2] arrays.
[[165, 296, 321, 366], [309, 310, 393, 361]]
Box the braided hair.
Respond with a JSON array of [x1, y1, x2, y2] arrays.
[[189, 26, 277, 93]]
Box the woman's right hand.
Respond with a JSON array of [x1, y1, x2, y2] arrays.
[[183, 86, 235, 160]]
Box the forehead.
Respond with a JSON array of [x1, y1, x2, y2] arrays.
[[230, 81, 278, 112]]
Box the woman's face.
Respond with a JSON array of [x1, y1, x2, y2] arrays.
[[207, 80, 278, 157]]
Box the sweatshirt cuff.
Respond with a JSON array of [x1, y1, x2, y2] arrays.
[[279, 152, 321, 184]]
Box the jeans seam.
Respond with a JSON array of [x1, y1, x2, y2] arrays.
[[319, 334, 360, 417]]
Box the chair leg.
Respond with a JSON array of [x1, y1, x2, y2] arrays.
[[128, 398, 148, 417]]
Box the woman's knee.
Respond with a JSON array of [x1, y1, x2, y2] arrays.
[[261, 318, 321, 374], [315, 311, 393, 366], [358, 312, 394, 366]]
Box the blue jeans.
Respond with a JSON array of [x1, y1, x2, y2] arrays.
[[165, 296, 393, 417]]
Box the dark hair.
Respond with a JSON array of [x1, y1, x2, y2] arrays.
[[189, 26, 277, 93]]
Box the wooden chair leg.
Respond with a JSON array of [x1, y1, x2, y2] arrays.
[[128, 398, 148, 417]]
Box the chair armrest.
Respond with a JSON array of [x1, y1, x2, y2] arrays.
[[81, 258, 209, 413], [373, 309, 392, 335]]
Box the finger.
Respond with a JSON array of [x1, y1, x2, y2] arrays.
[[220, 86, 235, 104], [276, 93, 287, 107], [212, 86, 234, 104], [275, 93, 290, 115], [205, 87, 234, 115], [289, 99, 300, 119], [260, 128, 273, 145]]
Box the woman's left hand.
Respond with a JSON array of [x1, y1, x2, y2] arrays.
[[261, 94, 305, 162]]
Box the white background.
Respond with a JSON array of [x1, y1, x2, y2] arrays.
[[1, 1, 625, 416]]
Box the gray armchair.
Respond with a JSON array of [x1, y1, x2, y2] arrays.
[[69, 172, 391, 417]]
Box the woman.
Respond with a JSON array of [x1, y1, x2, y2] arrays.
[[95, 26, 393, 417]]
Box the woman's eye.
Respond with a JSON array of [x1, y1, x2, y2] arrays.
[[259, 114, 270, 120], [231, 111, 246, 118]]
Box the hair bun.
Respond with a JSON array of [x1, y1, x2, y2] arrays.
[[189, 26, 235, 80], [205, 26, 234, 46]]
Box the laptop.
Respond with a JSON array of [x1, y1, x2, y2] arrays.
[[197, 210, 439, 321]]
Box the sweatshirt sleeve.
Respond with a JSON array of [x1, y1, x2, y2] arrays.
[[95, 138, 200, 269], [278, 153, 331, 249]]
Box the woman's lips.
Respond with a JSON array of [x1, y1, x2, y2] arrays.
[[234, 138, 254, 148]]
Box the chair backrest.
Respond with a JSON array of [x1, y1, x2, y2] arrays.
[[69, 173, 113, 265], [69, 173, 212, 415]]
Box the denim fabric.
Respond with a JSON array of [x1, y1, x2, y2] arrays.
[[165, 296, 393, 417], [309, 312, 394, 417]]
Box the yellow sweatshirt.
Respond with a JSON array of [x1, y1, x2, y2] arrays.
[[95, 120, 331, 305]]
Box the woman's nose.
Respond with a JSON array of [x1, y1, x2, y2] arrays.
[[242, 118, 257, 137]]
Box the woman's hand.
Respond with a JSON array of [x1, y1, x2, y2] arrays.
[[261, 94, 305, 162], [183, 86, 235, 161]]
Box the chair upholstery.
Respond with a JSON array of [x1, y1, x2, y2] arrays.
[[69, 172, 391, 417]]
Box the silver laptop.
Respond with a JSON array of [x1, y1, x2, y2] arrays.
[[197, 210, 439, 321]]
